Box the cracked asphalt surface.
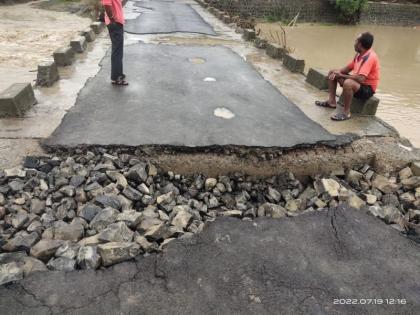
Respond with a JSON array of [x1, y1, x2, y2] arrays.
[[1, 206, 419, 314], [46, 44, 335, 148]]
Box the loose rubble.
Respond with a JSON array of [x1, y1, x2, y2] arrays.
[[0, 149, 419, 284]]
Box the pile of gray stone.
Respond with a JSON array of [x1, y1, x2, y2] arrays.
[[0, 148, 419, 285]]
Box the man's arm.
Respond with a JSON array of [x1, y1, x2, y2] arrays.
[[335, 72, 366, 84], [103, 5, 115, 23]]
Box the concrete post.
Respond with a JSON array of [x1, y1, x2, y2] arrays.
[[243, 29, 256, 41], [0, 83, 37, 117], [266, 43, 285, 59], [306, 68, 329, 90], [81, 28, 96, 42], [283, 54, 305, 74], [53, 47, 75, 67], [338, 94, 380, 116], [254, 37, 268, 49], [70, 36, 87, 53], [36, 61, 59, 87]]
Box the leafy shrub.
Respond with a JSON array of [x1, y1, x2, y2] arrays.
[[335, 0, 368, 23]]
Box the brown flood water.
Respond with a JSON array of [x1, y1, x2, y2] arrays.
[[257, 23, 420, 147]]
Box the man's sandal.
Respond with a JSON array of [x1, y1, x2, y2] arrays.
[[315, 100, 337, 109], [331, 112, 351, 121], [111, 79, 129, 86]]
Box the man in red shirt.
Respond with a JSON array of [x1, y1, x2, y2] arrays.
[[102, 0, 128, 85], [315, 32, 380, 121]]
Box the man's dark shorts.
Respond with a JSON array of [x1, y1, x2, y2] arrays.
[[354, 84, 374, 100]]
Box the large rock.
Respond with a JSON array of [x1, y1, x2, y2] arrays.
[[372, 175, 399, 194], [54, 223, 84, 242], [106, 171, 128, 188], [98, 222, 134, 243], [171, 210, 192, 229], [95, 194, 121, 210], [55, 242, 80, 259], [411, 161, 420, 176], [0, 262, 24, 285], [90, 207, 119, 231], [2, 231, 40, 252], [77, 246, 101, 269], [78, 203, 102, 222], [368, 205, 402, 224], [122, 186, 143, 201], [97, 242, 141, 267], [47, 257, 76, 271], [314, 178, 340, 197], [30, 239, 64, 262], [117, 210, 142, 228], [127, 164, 148, 183]]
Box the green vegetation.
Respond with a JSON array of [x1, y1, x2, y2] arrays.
[[334, 0, 368, 23], [266, 7, 287, 23]]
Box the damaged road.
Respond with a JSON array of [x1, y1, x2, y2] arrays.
[[1, 206, 419, 314]]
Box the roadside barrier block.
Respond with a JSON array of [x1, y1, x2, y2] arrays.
[[243, 29, 256, 41], [235, 27, 244, 34], [90, 22, 104, 34], [81, 28, 96, 42], [36, 61, 59, 87], [306, 68, 329, 90], [53, 47, 75, 67], [266, 43, 285, 59], [0, 83, 37, 117], [70, 36, 87, 53], [254, 37, 268, 49], [283, 54, 305, 73], [223, 15, 232, 24], [338, 94, 380, 116]]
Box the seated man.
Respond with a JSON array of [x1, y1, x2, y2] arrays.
[[315, 32, 380, 121]]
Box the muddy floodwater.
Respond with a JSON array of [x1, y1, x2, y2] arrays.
[[0, 1, 90, 91], [258, 23, 420, 147]]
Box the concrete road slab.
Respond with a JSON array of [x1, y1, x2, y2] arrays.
[[46, 44, 335, 148], [1, 207, 419, 314], [125, 0, 216, 35]]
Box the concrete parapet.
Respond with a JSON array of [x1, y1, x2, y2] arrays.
[[81, 28, 96, 42], [283, 54, 305, 74], [266, 43, 285, 59], [36, 61, 59, 87], [306, 68, 329, 90], [0, 83, 37, 117], [53, 47, 75, 67], [254, 37, 268, 49], [242, 29, 256, 41], [338, 94, 380, 116], [90, 22, 104, 34], [70, 36, 87, 53]]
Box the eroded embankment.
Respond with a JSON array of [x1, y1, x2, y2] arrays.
[[0, 135, 419, 284]]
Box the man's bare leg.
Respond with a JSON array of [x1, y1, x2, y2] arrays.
[[340, 79, 360, 116], [326, 71, 346, 107]]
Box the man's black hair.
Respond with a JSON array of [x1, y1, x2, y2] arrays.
[[358, 32, 374, 50]]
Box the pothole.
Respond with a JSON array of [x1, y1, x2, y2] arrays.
[[214, 107, 235, 119], [188, 57, 206, 64]]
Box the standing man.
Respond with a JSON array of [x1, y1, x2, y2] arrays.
[[315, 32, 380, 121], [102, 0, 128, 85]]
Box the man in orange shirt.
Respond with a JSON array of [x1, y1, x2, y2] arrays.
[[315, 32, 380, 121], [102, 0, 128, 85]]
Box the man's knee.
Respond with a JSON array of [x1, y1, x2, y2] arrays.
[[343, 79, 355, 89]]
